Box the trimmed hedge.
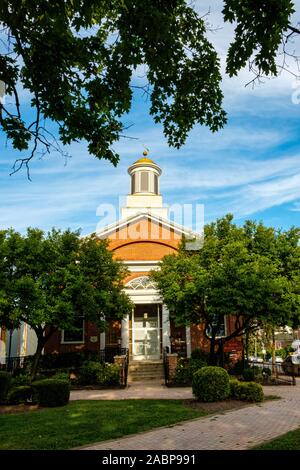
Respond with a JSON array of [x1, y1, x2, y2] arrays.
[[0, 371, 12, 402], [76, 361, 120, 386], [235, 381, 264, 402], [229, 378, 264, 402], [192, 366, 230, 402], [229, 378, 240, 399], [173, 358, 191, 384], [51, 371, 70, 381], [100, 363, 120, 385], [32, 379, 70, 407], [11, 375, 31, 387], [77, 361, 103, 385], [7, 386, 34, 405]]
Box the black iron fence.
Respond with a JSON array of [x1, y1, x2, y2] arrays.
[[1, 348, 130, 385], [99, 347, 128, 364], [248, 360, 296, 385], [162, 352, 297, 387], [0, 356, 27, 373]]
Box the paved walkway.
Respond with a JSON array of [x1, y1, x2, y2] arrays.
[[70, 381, 193, 401], [74, 379, 300, 450]]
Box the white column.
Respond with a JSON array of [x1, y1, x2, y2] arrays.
[[121, 314, 129, 349], [20, 323, 28, 357], [162, 305, 171, 351], [100, 331, 106, 350], [186, 326, 191, 358]]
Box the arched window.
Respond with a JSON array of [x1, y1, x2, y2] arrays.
[[126, 276, 156, 290]]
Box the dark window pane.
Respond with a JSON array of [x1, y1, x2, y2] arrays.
[[206, 316, 226, 338], [131, 174, 135, 194], [63, 317, 84, 343]]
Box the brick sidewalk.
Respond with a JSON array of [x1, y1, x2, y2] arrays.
[[75, 380, 300, 450], [70, 381, 193, 401]]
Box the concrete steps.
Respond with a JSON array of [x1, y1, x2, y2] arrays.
[[128, 361, 164, 382]]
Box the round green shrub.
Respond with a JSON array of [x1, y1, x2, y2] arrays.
[[229, 378, 240, 399], [0, 371, 12, 402], [192, 366, 230, 402], [32, 379, 70, 407], [7, 386, 34, 405], [235, 381, 264, 402]]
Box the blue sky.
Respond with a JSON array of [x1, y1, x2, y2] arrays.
[[1, 0, 300, 235]]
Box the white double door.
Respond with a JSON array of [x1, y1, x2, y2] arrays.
[[132, 304, 161, 360]]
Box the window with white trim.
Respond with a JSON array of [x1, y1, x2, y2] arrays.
[[61, 316, 85, 343], [206, 315, 227, 338]]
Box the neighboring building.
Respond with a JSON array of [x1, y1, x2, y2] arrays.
[[45, 154, 243, 362], [0, 324, 37, 365]]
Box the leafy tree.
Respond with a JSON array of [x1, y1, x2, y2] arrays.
[[0, 1, 298, 173], [0, 228, 132, 378], [151, 215, 300, 365]]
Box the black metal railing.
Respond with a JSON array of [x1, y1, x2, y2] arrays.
[[1, 356, 27, 373], [247, 360, 296, 385], [99, 347, 129, 364]]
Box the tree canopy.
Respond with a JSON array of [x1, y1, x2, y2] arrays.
[[0, 1, 299, 174], [151, 215, 300, 364], [0, 228, 132, 376]]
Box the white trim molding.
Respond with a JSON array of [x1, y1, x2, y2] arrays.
[[123, 260, 161, 272], [61, 319, 85, 345]]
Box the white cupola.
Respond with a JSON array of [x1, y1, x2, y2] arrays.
[[121, 151, 168, 219]]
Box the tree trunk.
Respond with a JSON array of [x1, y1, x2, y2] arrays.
[[209, 337, 217, 365], [217, 340, 224, 368], [30, 336, 46, 381]]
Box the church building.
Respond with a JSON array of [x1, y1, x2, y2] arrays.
[[45, 153, 243, 364]]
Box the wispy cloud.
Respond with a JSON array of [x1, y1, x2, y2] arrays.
[[1, 1, 300, 233]]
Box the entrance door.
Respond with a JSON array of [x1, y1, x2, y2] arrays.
[[132, 304, 161, 360]]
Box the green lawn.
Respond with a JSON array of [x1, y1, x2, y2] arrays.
[[0, 399, 208, 450], [254, 427, 300, 450]]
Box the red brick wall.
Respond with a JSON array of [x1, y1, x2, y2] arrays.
[[44, 322, 100, 354], [44, 218, 244, 358], [190, 317, 243, 358]]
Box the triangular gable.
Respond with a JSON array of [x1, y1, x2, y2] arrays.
[[95, 211, 201, 241]]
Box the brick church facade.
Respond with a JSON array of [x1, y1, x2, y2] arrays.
[[45, 154, 243, 362]]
